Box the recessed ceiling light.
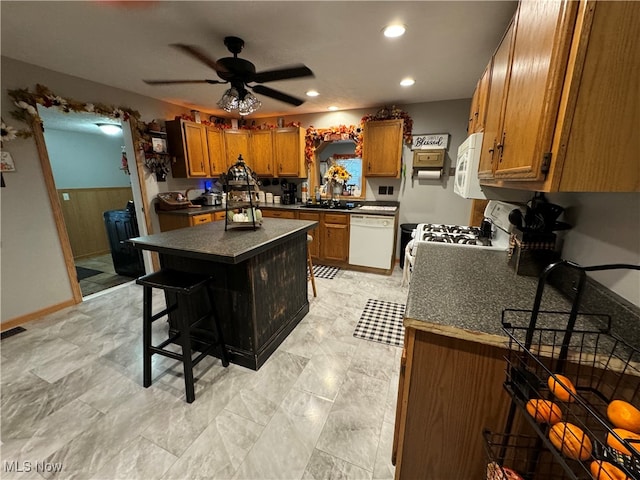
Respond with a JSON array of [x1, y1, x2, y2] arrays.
[[400, 78, 415, 87], [383, 24, 406, 38], [327, 106, 339, 111], [306, 90, 319, 97]]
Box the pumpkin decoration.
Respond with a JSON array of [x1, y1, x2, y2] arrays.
[[590, 460, 632, 480], [606, 428, 640, 456], [526, 399, 563, 425], [548, 422, 593, 461], [607, 400, 640, 434], [548, 374, 577, 403]]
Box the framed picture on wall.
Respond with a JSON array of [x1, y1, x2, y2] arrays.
[[411, 133, 449, 150], [152, 137, 167, 153]]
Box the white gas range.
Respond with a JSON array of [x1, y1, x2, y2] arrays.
[[401, 201, 520, 285]]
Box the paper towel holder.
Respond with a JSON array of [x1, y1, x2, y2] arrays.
[[412, 149, 444, 179]]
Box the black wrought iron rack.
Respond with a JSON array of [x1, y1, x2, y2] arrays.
[[223, 155, 261, 231], [495, 261, 640, 480]]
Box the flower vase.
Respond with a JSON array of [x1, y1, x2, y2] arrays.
[[331, 182, 343, 202]]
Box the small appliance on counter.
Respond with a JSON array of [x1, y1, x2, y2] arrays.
[[281, 181, 297, 205], [199, 190, 222, 206]]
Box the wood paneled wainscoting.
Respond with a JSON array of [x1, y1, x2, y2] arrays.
[[57, 187, 134, 260]]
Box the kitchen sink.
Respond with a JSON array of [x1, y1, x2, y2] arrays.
[[299, 202, 357, 210]]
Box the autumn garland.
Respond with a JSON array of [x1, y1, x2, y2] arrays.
[[304, 125, 362, 166]]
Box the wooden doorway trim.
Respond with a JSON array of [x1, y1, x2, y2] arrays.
[[31, 117, 83, 303]]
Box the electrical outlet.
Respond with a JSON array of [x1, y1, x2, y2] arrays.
[[387, 186, 394, 195], [62, 192, 70, 201], [378, 186, 387, 195]]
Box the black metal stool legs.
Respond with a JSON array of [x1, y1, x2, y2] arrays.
[[142, 285, 153, 388], [177, 313, 196, 403]]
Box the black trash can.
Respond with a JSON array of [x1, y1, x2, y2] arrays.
[[103, 203, 144, 278], [399, 223, 419, 268]]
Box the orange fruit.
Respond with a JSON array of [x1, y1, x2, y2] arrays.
[[590, 460, 631, 480], [547, 374, 577, 402], [548, 422, 592, 461], [526, 399, 563, 425], [607, 400, 640, 434], [606, 428, 640, 456]]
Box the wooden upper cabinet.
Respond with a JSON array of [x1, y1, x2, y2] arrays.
[[363, 119, 404, 177], [494, 0, 577, 181], [479, 0, 639, 192], [205, 126, 226, 177], [468, 65, 490, 135], [478, 21, 514, 179], [250, 129, 275, 177], [166, 119, 209, 178], [223, 129, 250, 171], [274, 127, 306, 177]]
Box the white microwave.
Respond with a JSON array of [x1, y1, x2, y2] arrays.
[[454, 132, 486, 199]]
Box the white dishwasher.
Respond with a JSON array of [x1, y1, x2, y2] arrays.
[[349, 214, 395, 269]]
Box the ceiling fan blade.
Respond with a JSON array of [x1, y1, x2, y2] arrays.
[[250, 85, 305, 106], [252, 64, 314, 83], [143, 79, 224, 85], [171, 44, 228, 73]]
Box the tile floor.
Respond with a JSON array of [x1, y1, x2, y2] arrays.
[[75, 254, 135, 297], [1, 265, 408, 479]]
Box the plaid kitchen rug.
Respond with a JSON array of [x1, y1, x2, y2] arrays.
[[310, 264, 341, 280], [353, 299, 405, 348]]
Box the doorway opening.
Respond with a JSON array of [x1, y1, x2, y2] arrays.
[[38, 107, 144, 297]]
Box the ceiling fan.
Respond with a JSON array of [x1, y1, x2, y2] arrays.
[[144, 36, 314, 110]]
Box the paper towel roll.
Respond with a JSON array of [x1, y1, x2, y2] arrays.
[[417, 169, 441, 180]]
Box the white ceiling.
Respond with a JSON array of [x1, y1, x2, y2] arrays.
[[1, 1, 517, 126]]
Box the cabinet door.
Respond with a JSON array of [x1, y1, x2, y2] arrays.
[[224, 130, 250, 170], [467, 66, 489, 134], [206, 127, 226, 176], [250, 130, 274, 176], [182, 122, 209, 177], [299, 212, 320, 259], [494, 0, 577, 181], [363, 119, 403, 177], [321, 213, 349, 262], [274, 127, 305, 177], [478, 23, 514, 179]]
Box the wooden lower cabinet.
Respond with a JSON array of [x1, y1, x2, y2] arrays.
[[321, 213, 349, 263], [260, 209, 297, 219], [157, 212, 213, 232], [393, 327, 511, 479], [299, 212, 320, 259]]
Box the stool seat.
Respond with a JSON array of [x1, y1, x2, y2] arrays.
[[137, 268, 229, 403], [137, 269, 210, 294]]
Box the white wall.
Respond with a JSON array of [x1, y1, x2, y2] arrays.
[[44, 128, 130, 189]]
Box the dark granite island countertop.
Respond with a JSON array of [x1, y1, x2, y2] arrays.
[[129, 218, 317, 264], [129, 218, 317, 370]]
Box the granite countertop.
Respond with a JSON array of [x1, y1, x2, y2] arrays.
[[404, 243, 572, 348], [129, 218, 317, 264], [157, 201, 399, 217]]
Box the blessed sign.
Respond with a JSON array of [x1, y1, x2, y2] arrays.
[[411, 133, 449, 150]]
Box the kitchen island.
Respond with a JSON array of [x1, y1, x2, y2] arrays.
[[129, 217, 317, 370]]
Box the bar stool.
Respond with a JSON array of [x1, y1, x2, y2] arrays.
[[307, 234, 317, 297], [136, 269, 229, 403]]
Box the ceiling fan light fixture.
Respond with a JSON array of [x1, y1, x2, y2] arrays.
[[238, 92, 261, 116], [383, 24, 406, 38], [217, 87, 240, 112], [96, 123, 122, 135], [400, 77, 415, 87]]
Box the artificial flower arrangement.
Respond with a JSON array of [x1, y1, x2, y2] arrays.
[[324, 164, 351, 185]]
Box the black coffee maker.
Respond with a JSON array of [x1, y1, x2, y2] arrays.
[[282, 182, 297, 205]]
